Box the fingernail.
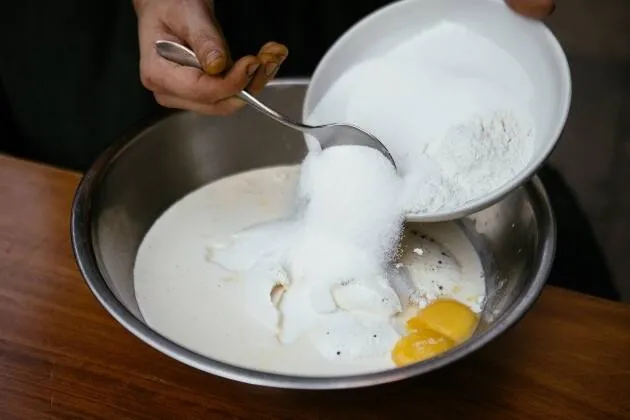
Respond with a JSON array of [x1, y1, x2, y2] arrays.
[[247, 63, 260, 77], [265, 62, 279, 77], [204, 50, 225, 75]]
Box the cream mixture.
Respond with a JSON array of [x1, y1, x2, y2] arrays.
[[135, 163, 485, 376]]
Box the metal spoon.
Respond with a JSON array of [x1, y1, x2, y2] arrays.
[[155, 40, 396, 169]]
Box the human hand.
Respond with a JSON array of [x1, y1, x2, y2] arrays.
[[134, 0, 288, 116], [505, 0, 555, 18]]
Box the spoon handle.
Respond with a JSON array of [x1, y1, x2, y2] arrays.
[[236, 91, 306, 131], [154, 40, 309, 133]]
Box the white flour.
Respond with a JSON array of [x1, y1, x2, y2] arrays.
[[308, 21, 535, 214], [429, 110, 534, 205]]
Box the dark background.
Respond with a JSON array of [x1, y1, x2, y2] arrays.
[[1, 0, 629, 300], [543, 0, 630, 300]]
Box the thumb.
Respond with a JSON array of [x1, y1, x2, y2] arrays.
[[505, 0, 555, 19], [176, 5, 229, 75]]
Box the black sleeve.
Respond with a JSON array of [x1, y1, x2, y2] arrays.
[[0, 1, 160, 171]]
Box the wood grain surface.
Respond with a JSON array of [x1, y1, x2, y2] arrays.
[[1, 154, 629, 420]]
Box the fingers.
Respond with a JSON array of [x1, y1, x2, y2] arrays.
[[202, 54, 259, 100], [137, 0, 263, 114], [143, 49, 258, 103], [155, 93, 247, 116], [156, 55, 257, 115], [165, 0, 230, 75], [248, 42, 290, 95], [505, 0, 555, 19], [135, 0, 287, 116]]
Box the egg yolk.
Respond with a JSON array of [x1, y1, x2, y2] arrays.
[[392, 299, 478, 367], [391, 329, 454, 366], [407, 299, 478, 342]]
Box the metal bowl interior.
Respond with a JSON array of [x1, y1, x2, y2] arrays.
[[71, 79, 555, 390]]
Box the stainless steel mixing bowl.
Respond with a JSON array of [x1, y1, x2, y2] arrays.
[[71, 79, 555, 390]]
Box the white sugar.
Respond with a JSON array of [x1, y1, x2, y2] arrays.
[[278, 146, 404, 345], [296, 146, 404, 263]]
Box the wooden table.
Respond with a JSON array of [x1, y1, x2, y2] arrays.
[[1, 154, 629, 419]]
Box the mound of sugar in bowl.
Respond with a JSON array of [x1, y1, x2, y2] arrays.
[[278, 145, 406, 348]]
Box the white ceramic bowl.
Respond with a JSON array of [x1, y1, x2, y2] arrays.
[[303, 0, 571, 222]]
